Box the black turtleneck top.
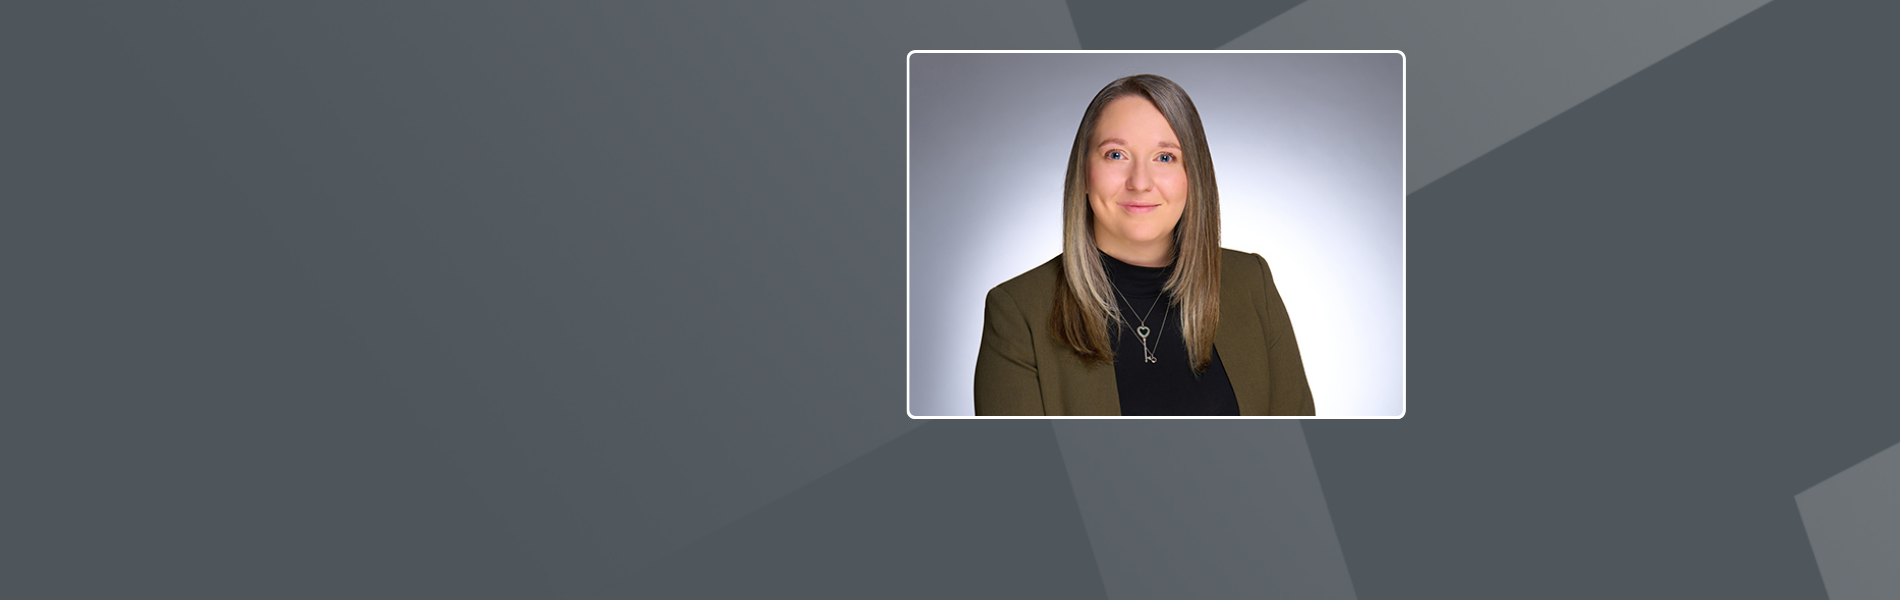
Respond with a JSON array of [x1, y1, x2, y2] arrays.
[[1100, 252, 1240, 416]]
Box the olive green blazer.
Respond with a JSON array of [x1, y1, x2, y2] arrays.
[[974, 249, 1315, 416]]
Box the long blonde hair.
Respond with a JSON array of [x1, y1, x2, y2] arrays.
[[1051, 74, 1222, 372]]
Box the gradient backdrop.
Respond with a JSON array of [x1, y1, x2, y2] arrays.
[[7, 1, 1900, 598], [909, 52, 1404, 417]]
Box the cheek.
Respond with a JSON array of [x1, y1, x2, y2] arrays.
[[1158, 170, 1189, 200], [1087, 162, 1123, 197], [1160, 173, 1189, 224]]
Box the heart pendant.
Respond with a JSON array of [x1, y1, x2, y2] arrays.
[[1136, 325, 1150, 339]]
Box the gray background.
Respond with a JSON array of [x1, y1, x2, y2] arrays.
[[7, 0, 1899, 598], [909, 52, 1403, 417]]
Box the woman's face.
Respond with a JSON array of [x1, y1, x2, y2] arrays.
[[1087, 96, 1189, 264]]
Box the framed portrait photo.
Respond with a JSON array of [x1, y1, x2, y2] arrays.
[[908, 51, 1404, 418]]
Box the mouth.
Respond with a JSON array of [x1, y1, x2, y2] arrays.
[[1119, 203, 1160, 215]]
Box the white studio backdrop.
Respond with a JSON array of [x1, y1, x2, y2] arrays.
[[909, 52, 1403, 417]]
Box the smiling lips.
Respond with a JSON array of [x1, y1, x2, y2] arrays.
[[1119, 202, 1160, 215]]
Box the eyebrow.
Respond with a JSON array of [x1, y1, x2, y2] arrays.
[[1096, 138, 1181, 150]]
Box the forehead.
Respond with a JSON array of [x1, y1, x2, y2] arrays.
[[1093, 96, 1177, 143]]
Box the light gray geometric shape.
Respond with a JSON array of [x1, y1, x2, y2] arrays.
[[1053, 421, 1355, 599], [1797, 441, 1900, 600], [1063, 0, 1308, 49], [1224, 0, 1774, 193]]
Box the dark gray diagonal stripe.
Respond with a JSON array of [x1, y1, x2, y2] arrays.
[[641, 421, 1106, 599]]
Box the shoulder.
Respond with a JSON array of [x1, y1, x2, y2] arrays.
[[1219, 248, 1273, 288], [1219, 247, 1262, 266], [988, 254, 1063, 310]]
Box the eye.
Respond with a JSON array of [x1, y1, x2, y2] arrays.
[[1157, 153, 1177, 164], [1105, 150, 1126, 160]]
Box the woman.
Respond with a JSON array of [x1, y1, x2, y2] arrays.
[[974, 74, 1315, 416]]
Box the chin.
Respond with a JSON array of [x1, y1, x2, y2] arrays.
[[1094, 217, 1179, 249], [1129, 223, 1178, 242], [1128, 231, 1169, 244], [1107, 231, 1169, 249]]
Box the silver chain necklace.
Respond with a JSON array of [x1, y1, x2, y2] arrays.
[[1109, 282, 1167, 364]]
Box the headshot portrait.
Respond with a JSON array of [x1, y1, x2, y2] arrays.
[[907, 52, 1404, 417]]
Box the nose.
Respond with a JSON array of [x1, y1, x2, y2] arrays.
[[1125, 158, 1154, 192]]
